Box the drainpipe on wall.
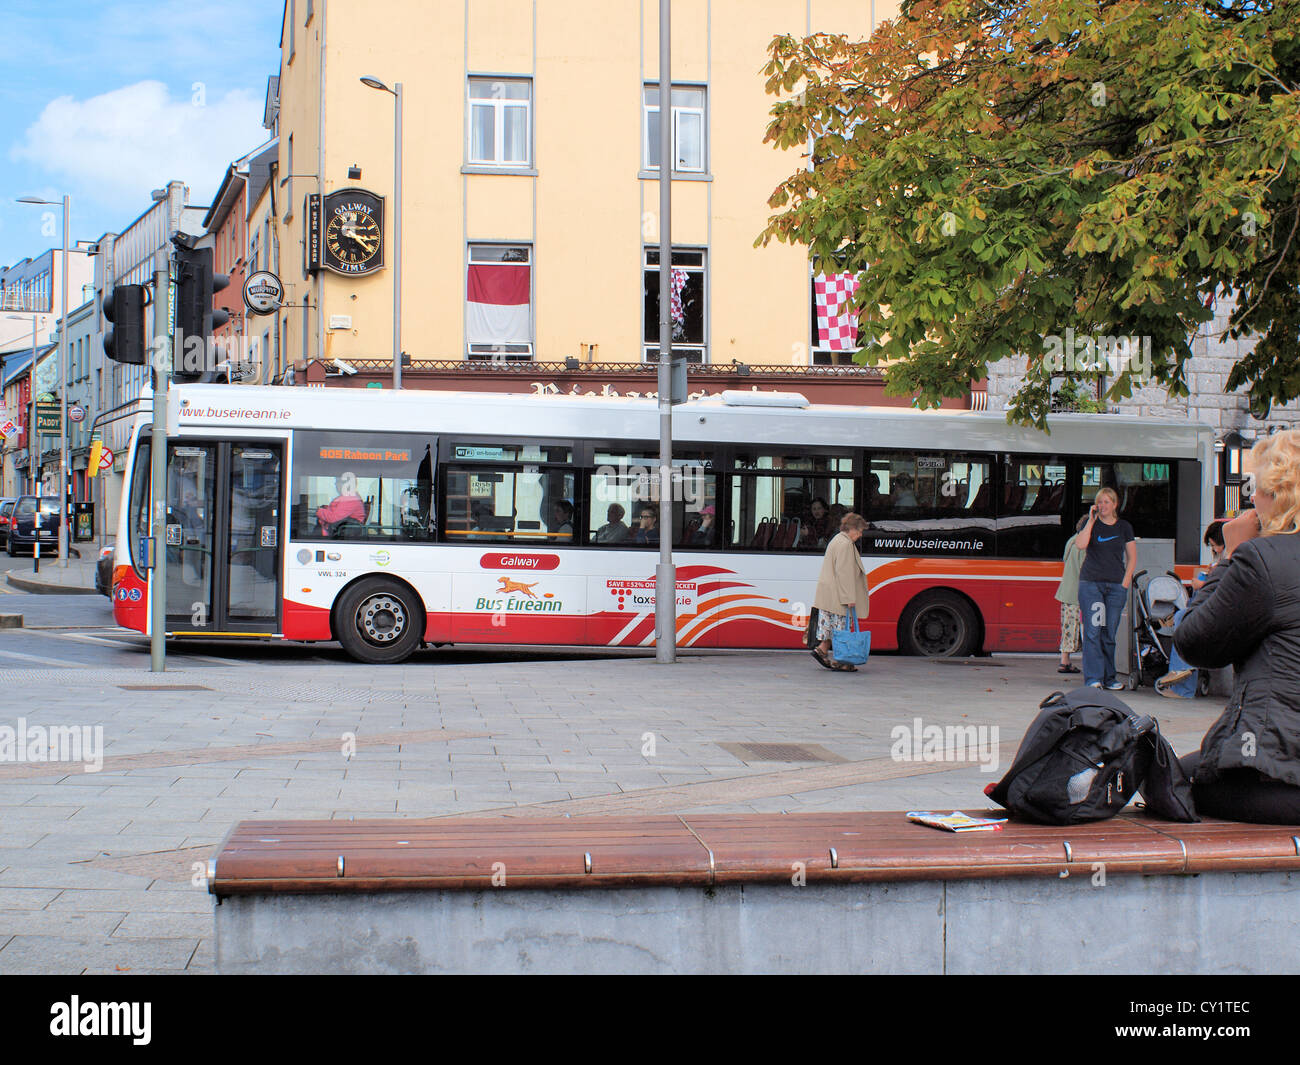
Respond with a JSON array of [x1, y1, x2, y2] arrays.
[[316, 0, 327, 365]]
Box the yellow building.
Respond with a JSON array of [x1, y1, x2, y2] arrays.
[[270, 0, 891, 375]]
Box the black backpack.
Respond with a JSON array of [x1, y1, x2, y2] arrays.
[[986, 688, 1198, 825]]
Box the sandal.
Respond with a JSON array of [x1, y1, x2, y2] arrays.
[[812, 648, 834, 671], [1057, 664, 1081, 674], [830, 659, 858, 672]]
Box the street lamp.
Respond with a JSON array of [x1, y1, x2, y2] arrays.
[[360, 75, 404, 390], [16, 194, 70, 568]]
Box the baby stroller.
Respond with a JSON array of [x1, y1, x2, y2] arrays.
[[1127, 569, 1209, 695]]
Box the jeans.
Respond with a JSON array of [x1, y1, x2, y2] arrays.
[[1079, 579, 1129, 687], [1159, 607, 1198, 697]]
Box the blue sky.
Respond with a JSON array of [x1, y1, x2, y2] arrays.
[[0, 0, 283, 270]]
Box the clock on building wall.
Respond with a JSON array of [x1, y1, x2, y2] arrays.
[[319, 188, 385, 276]]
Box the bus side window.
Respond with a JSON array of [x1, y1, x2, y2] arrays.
[[862, 452, 993, 557], [999, 457, 1067, 559]]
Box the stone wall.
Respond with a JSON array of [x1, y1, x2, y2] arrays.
[[984, 301, 1300, 435]]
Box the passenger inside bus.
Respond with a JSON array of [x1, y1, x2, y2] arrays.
[[633, 507, 659, 545], [892, 473, 919, 507], [316, 472, 366, 537], [801, 497, 834, 549], [594, 504, 630, 544], [551, 499, 575, 541], [688, 505, 716, 546]]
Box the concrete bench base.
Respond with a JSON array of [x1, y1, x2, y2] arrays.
[[216, 870, 1300, 974]]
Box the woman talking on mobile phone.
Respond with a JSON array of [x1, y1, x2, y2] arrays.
[[1173, 430, 1300, 823], [1073, 486, 1137, 689]]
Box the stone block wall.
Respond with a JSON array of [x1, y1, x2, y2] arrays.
[[984, 300, 1300, 435]]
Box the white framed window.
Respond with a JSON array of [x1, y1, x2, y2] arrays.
[[643, 86, 706, 173], [468, 78, 532, 168], [643, 247, 706, 363], [466, 244, 533, 360]]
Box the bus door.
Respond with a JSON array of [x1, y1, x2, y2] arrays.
[[163, 440, 283, 636]]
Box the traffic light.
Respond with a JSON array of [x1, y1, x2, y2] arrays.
[[173, 241, 230, 381], [102, 284, 146, 364]]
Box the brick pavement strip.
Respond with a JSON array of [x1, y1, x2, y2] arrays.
[[0, 653, 1229, 973]]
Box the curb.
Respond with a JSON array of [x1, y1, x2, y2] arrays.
[[4, 571, 100, 596]]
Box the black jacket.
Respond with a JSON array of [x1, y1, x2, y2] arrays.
[[1174, 532, 1300, 787]]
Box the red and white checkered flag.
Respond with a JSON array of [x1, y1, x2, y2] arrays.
[[669, 268, 689, 325], [814, 272, 860, 350]]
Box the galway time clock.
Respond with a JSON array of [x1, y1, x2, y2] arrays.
[[320, 189, 385, 275]]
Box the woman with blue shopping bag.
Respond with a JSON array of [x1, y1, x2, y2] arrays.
[[812, 512, 871, 672]]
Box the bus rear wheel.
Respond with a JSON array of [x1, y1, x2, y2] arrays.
[[336, 578, 423, 664], [899, 591, 980, 658]]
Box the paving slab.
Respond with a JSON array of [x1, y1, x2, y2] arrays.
[[0, 649, 1236, 973]]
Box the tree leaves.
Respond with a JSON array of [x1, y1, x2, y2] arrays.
[[758, 0, 1300, 425]]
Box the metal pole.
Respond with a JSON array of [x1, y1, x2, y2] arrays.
[[149, 248, 170, 673], [655, 0, 677, 664], [29, 318, 36, 496], [393, 82, 403, 390], [58, 195, 70, 567]]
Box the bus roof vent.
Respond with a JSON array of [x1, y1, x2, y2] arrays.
[[719, 390, 810, 409]]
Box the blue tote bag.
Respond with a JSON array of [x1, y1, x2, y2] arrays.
[[832, 608, 871, 665]]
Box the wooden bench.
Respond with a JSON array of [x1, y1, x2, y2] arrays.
[[210, 812, 1300, 974]]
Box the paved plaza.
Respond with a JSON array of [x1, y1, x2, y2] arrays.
[[0, 634, 1226, 975]]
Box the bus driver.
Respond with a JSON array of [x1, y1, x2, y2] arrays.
[[316, 471, 365, 537]]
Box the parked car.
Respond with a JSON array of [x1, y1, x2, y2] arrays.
[[7, 496, 63, 556], [95, 541, 116, 597], [0, 497, 17, 549]]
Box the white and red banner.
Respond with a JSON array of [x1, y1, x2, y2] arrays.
[[669, 267, 689, 326], [467, 262, 530, 346], [814, 272, 860, 350]]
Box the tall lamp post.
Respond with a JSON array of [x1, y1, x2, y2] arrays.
[[17, 194, 70, 568], [360, 75, 403, 390]]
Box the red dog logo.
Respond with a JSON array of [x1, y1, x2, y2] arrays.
[[496, 577, 540, 599]]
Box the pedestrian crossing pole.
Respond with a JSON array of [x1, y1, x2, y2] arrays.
[[654, 0, 677, 664], [149, 247, 170, 673]]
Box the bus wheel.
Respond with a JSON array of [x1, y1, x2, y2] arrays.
[[336, 578, 423, 664], [899, 591, 979, 658]]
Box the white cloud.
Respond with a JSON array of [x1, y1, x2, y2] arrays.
[[9, 80, 265, 212]]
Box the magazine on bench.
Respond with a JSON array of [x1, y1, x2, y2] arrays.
[[907, 811, 1008, 832]]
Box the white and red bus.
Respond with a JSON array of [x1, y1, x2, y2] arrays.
[[110, 384, 1214, 664]]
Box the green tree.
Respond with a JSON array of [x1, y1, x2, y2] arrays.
[[758, 0, 1300, 427]]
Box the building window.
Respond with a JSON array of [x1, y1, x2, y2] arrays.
[[288, 0, 296, 59], [643, 86, 706, 173], [810, 268, 862, 365], [643, 247, 706, 363], [285, 136, 294, 221], [467, 78, 532, 167], [466, 244, 533, 360]]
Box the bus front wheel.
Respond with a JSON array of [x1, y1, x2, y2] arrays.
[[336, 578, 424, 664], [898, 591, 980, 658]]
